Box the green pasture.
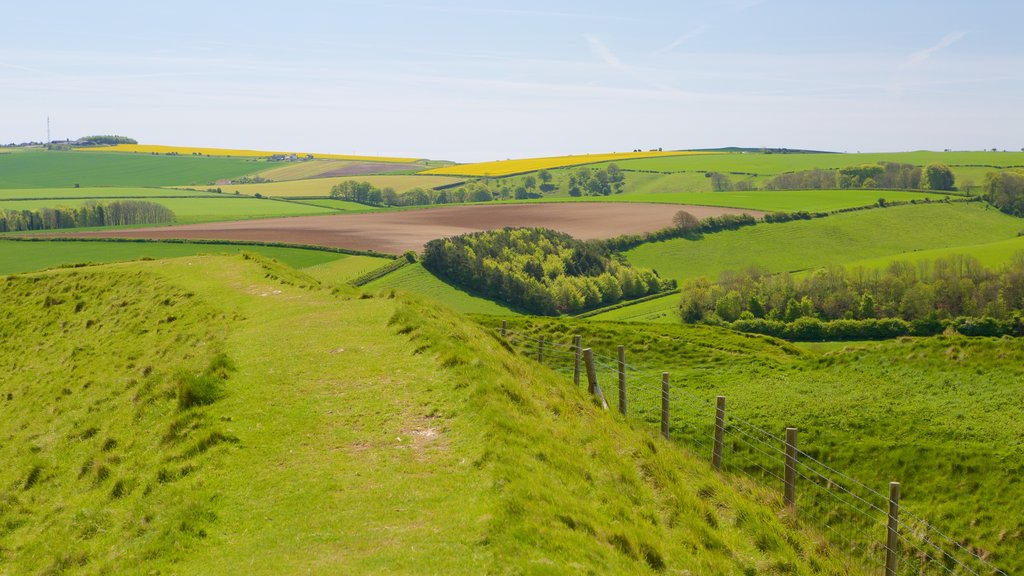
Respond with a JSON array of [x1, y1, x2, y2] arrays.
[[497, 317, 1024, 574], [364, 263, 518, 315], [625, 202, 1024, 282], [587, 292, 682, 323], [605, 150, 1024, 174], [835, 234, 1024, 272], [0, 186, 222, 200], [497, 189, 950, 213], [0, 255, 853, 574], [0, 238, 365, 275], [0, 149, 262, 188], [283, 198, 382, 212], [0, 196, 337, 224]]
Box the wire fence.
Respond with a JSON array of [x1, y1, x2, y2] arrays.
[[499, 325, 1009, 576]]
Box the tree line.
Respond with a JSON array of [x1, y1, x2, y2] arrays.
[[0, 201, 174, 232], [330, 180, 493, 207], [983, 170, 1024, 215], [679, 254, 1024, 339], [422, 227, 674, 315], [74, 135, 138, 146], [713, 162, 957, 192]]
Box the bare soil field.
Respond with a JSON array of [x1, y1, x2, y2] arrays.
[[61, 203, 761, 254]]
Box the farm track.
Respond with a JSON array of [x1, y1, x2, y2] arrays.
[[55, 203, 762, 254]]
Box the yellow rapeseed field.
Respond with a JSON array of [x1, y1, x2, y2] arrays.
[[419, 150, 722, 177], [77, 144, 420, 163]]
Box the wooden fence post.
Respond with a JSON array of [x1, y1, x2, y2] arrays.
[[713, 396, 726, 471], [582, 348, 609, 410], [660, 373, 670, 439], [573, 335, 582, 387], [538, 335, 545, 364], [500, 320, 507, 338], [617, 346, 626, 416], [886, 481, 901, 576], [784, 427, 798, 511]]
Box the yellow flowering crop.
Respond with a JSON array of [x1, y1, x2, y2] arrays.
[[77, 144, 420, 164], [419, 150, 722, 177]]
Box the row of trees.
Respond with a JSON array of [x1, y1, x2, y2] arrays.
[[567, 165, 626, 196], [0, 201, 174, 232], [983, 170, 1024, 216], [714, 162, 957, 192], [422, 228, 673, 315], [74, 135, 138, 146], [679, 254, 1024, 337]]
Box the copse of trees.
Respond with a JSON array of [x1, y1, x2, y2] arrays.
[[330, 180, 490, 207], [75, 135, 138, 146], [678, 254, 1024, 339], [983, 170, 1024, 216], [760, 162, 951, 191], [0, 200, 174, 232], [422, 227, 674, 315], [567, 164, 625, 197]]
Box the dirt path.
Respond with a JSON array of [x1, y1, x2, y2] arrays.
[[61, 203, 762, 254]]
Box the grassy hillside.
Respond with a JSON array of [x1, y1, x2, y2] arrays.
[[0, 187, 222, 200], [626, 202, 1024, 282], [494, 317, 1024, 573], [0, 150, 260, 188], [365, 262, 519, 315], [0, 255, 857, 574], [0, 196, 340, 225], [0, 238, 387, 276]]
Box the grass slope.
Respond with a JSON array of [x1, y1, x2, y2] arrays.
[[0, 255, 857, 574], [0, 238, 381, 275], [626, 202, 1024, 282], [0, 197, 338, 225], [0, 150, 260, 188], [494, 317, 1024, 573], [365, 262, 519, 315], [199, 174, 464, 197], [0, 187, 223, 200]]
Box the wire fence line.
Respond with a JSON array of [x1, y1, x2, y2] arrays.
[[498, 326, 1008, 576]]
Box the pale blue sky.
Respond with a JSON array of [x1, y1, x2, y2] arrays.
[[2, 1, 1022, 161]]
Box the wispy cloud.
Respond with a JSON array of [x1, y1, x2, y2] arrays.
[[906, 30, 969, 67], [584, 34, 625, 70], [652, 24, 712, 56]]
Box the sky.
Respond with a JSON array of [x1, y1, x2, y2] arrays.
[[2, 0, 1023, 161]]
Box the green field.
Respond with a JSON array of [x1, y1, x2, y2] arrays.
[[0, 186, 223, 200], [625, 202, 1024, 282], [0, 196, 338, 224], [498, 189, 950, 213], [606, 150, 1024, 174], [498, 317, 1024, 574], [365, 263, 519, 315], [587, 292, 682, 323], [199, 174, 465, 197], [0, 255, 853, 574], [0, 150, 262, 188], [834, 234, 1024, 272], [0, 238, 381, 275]]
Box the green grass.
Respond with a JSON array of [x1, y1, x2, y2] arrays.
[[0, 149, 262, 188], [626, 202, 1024, 282], [835, 234, 1024, 272], [587, 292, 682, 323], [495, 317, 1024, 574], [0, 238, 356, 275], [0, 196, 338, 224], [364, 262, 519, 315], [302, 254, 394, 285], [0, 186, 224, 200], [283, 198, 381, 211], [605, 150, 1024, 174], [0, 255, 857, 574], [495, 189, 950, 212]]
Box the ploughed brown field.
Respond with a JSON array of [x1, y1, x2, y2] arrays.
[[63, 203, 761, 254]]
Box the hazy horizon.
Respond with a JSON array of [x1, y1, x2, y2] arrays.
[[3, 0, 1023, 162]]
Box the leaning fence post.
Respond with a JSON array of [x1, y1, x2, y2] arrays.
[[573, 335, 582, 386], [886, 481, 901, 576], [538, 335, 545, 364], [500, 320, 507, 338], [660, 373, 670, 439], [617, 346, 626, 416], [784, 427, 798, 511], [713, 396, 726, 471], [582, 348, 609, 410]]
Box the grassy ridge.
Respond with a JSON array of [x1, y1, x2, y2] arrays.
[[0, 238, 366, 275], [0, 196, 339, 224], [493, 317, 1024, 573], [625, 203, 1024, 282], [365, 262, 519, 315], [0, 255, 857, 573], [0, 150, 260, 188]]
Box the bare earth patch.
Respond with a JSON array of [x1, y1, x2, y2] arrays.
[[60, 203, 761, 254]]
